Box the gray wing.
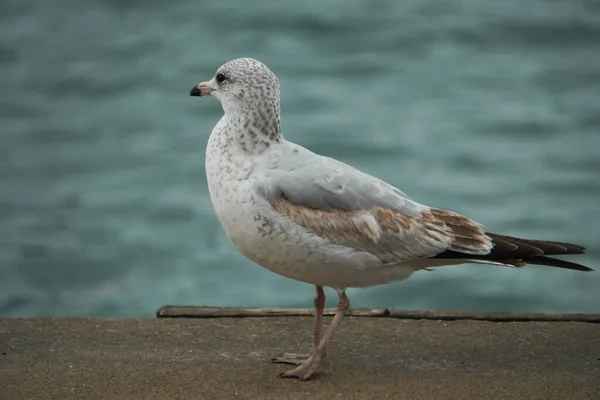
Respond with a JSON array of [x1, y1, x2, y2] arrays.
[[260, 147, 424, 217], [258, 146, 492, 264]]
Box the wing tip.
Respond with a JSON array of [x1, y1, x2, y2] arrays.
[[526, 256, 593, 272]]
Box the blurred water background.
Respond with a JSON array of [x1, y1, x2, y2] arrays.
[[1, 0, 599, 317]]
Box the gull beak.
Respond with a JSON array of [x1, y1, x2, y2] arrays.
[[190, 82, 214, 97]]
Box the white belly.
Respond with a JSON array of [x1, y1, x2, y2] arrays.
[[204, 126, 416, 289]]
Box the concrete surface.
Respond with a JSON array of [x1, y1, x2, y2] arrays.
[[1, 315, 599, 399]]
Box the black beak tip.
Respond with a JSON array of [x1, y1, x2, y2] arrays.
[[190, 86, 201, 97]]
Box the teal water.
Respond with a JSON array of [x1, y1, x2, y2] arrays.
[[1, 0, 599, 317]]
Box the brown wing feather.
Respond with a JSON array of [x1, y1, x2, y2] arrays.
[[272, 198, 382, 243], [426, 208, 492, 254], [272, 199, 492, 263]]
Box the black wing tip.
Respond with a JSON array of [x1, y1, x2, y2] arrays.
[[548, 242, 586, 255], [566, 264, 593, 272], [487, 233, 587, 256], [526, 255, 593, 272], [571, 247, 587, 255], [571, 265, 593, 272]]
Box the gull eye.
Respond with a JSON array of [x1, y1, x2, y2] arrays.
[[216, 73, 226, 83]]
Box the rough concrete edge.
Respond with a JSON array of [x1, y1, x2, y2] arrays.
[[156, 306, 600, 323]]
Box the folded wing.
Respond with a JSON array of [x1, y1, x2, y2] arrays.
[[260, 150, 591, 272]]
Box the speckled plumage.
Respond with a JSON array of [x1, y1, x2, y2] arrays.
[[201, 59, 426, 288], [190, 58, 590, 380], [193, 57, 590, 288]]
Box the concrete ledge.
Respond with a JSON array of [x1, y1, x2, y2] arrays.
[[157, 305, 600, 323], [156, 306, 390, 318], [2, 310, 600, 399]]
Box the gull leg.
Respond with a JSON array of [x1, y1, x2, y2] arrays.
[[313, 285, 326, 349], [280, 289, 349, 380], [272, 285, 326, 365]]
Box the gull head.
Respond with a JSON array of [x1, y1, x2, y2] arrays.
[[190, 58, 280, 115]]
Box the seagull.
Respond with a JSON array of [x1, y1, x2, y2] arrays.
[[189, 58, 592, 380]]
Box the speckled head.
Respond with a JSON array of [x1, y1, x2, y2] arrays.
[[190, 58, 280, 115], [191, 58, 283, 144]]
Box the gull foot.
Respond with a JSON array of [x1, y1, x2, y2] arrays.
[[271, 352, 310, 366], [279, 355, 323, 381]]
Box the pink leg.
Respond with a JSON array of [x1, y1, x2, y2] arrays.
[[272, 285, 326, 365], [280, 289, 349, 380], [313, 285, 326, 348]]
